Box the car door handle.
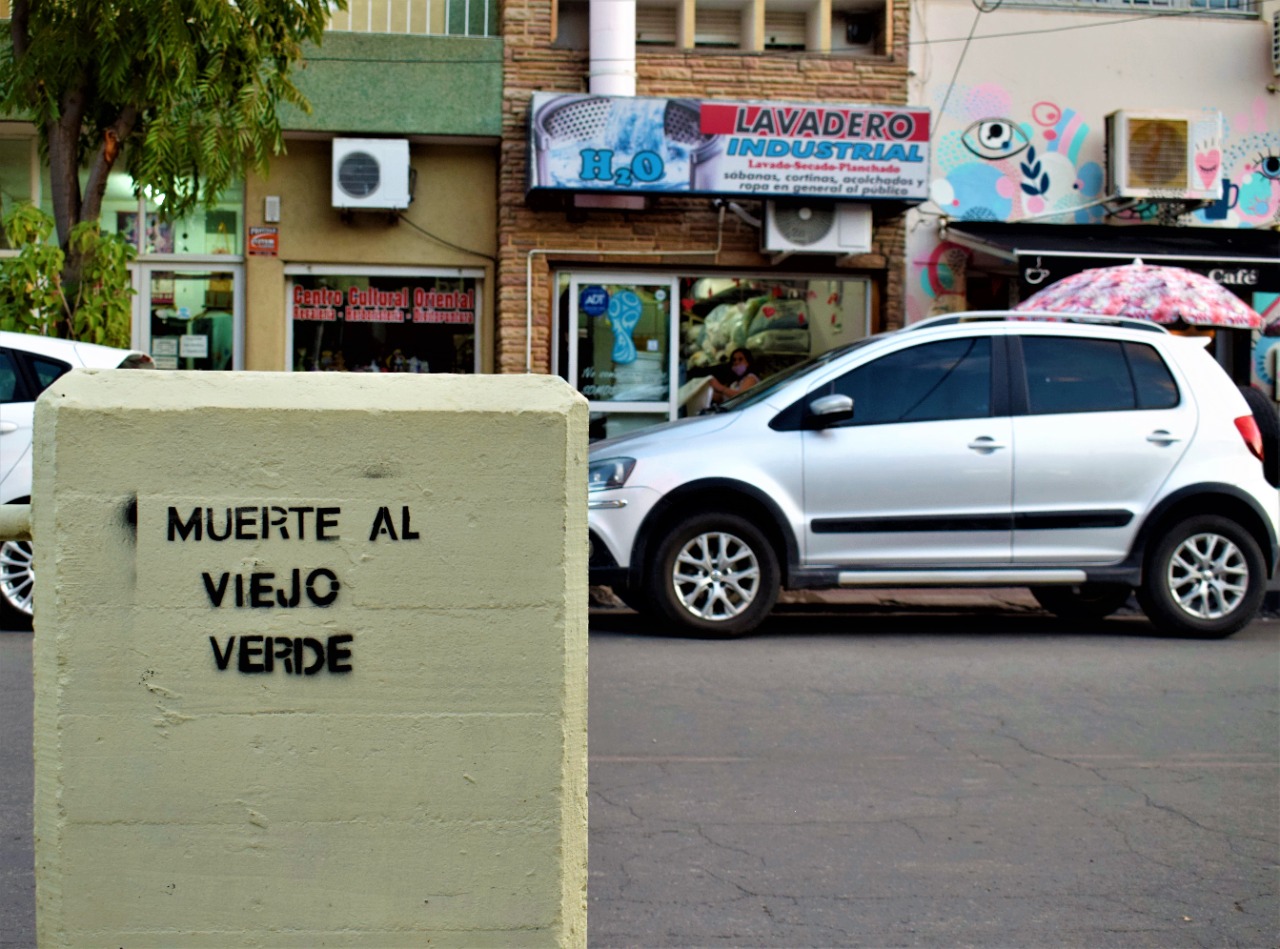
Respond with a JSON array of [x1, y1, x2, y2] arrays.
[[967, 436, 1007, 453], [1146, 430, 1182, 446], [0, 422, 16, 434]]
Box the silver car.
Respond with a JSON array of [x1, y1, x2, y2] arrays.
[[588, 312, 1280, 638]]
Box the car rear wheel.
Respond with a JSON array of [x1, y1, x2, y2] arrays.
[[649, 513, 779, 638], [0, 539, 34, 632], [1030, 583, 1132, 621], [1137, 515, 1265, 639]]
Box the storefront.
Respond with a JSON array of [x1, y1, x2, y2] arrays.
[[940, 222, 1280, 393], [556, 271, 874, 439], [287, 267, 481, 373], [0, 127, 247, 369], [242, 138, 497, 373], [524, 95, 929, 435]]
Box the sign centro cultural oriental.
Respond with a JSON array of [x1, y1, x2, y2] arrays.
[[293, 284, 476, 325], [528, 93, 931, 202]]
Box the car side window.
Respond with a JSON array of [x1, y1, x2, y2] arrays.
[[1021, 337, 1179, 415], [826, 337, 992, 426], [0, 350, 21, 403], [1125, 341, 1180, 409], [28, 354, 72, 395]]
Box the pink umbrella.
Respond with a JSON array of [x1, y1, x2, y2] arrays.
[[1015, 260, 1261, 329]]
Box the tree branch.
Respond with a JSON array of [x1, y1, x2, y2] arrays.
[[81, 105, 140, 227]]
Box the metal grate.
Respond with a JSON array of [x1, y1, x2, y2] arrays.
[[336, 152, 381, 198]]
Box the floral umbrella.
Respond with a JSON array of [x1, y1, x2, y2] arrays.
[[1015, 260, 1261, 329]]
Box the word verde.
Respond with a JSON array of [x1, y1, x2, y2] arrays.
[[166, 504, 421, 676]]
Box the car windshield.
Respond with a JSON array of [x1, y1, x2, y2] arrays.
[[715, 336, 880, 411]]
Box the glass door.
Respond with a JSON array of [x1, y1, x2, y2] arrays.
[[138, 265, 243, 370], [566, 274, 679, 440]]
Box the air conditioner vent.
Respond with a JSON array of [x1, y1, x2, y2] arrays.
[[763, 201, 872, 255], [331, 138, 411, 210], [336, 151, 382, 199], [1105, 110, 1222, 202]]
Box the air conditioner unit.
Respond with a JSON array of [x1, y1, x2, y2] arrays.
[[1105, 110, 1223, 202], [762, 201, 873, 255], [332, 138, 411, 210]]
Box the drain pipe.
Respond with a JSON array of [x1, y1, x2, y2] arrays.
[[590, 0, 636, 95], [524, 204, 727, 372]]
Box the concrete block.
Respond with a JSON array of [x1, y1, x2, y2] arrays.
[[32, 371, 587, 948]]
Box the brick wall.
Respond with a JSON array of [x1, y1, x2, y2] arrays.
[[499, 0, 912, 374]]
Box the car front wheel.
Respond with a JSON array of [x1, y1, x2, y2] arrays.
[[649, 513, 779, 637], [1137, 515, 1265, 639], [0, 539, 34, 632]]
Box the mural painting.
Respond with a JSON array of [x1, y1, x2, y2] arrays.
[[912, 85, 1280, 323]]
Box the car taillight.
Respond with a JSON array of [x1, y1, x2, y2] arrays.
[[1235, 415, 1264, 462]]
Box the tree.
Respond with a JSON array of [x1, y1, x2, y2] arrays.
[[0, 0, 340, 339]]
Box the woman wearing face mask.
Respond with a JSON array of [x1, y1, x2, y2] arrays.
[[708, 347, 761, 403]]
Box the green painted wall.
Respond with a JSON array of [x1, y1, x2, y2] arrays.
[[283, 33, 504, 138]]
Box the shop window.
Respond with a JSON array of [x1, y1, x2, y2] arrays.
[[680, 275, 872, 385], [288, 271, 480, 374], [558, 270, 873, 435], [142, 268, 241, 370], [95, 166, 243, 256]]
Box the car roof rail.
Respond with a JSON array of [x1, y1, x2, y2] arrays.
[[904, 311, 1169, 334]]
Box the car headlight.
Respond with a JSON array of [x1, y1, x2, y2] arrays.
[[588, 457, 636, 491]]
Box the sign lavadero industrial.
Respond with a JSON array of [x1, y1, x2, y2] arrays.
[[528, 92, 931, 202]]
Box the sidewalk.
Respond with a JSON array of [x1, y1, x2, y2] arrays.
[[592, 585, 1280, 619], [590, 585, 1045, 614]]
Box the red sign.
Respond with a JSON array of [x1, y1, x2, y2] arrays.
[[248, 226, 279, 257]]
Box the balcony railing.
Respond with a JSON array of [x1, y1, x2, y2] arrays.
[[327, 0, 497, 37]]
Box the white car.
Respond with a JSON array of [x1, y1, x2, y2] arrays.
[[0, 330, 155, 629], [588, 312, 1280, 638]]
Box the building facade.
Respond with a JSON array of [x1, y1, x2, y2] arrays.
[[499, 0, 924, 438], [0, 2, 503, 376], [906, 0, 1280, 388]]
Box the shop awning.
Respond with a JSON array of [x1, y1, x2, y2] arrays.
[[941, 222, 1280, 307], [942, 222, 1279, 266]]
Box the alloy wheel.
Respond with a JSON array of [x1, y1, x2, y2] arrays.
[[671, 530, 761, 622], [0, 540, 35, 618], [1165, 531, 1249, 621]]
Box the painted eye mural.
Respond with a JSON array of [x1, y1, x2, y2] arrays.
[[1256, 152, 1280, 180], [961, 119, 1032, 161]]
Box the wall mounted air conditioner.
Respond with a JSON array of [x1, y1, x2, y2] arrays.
[[1105, 110, 1223, 202], [332, 138, 411, 210], [762, 201, 873, 255]]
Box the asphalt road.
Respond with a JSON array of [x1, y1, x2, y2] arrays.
[[2, 604, 1277, 948], [587, 604, 1280, 948]]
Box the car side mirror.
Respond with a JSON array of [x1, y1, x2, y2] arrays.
[[805, 394, 854, 429]]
